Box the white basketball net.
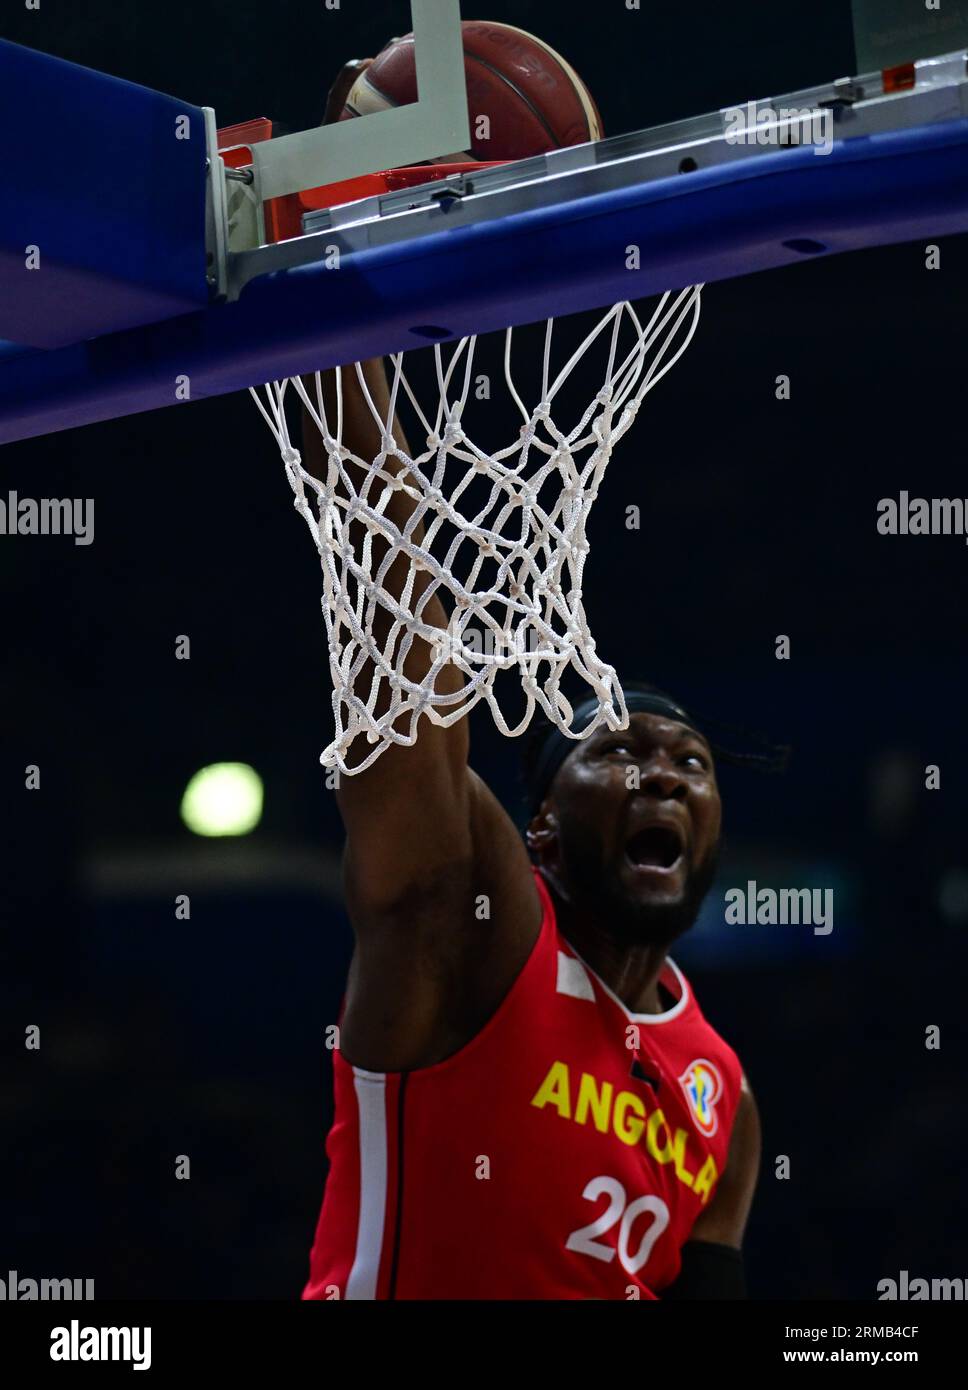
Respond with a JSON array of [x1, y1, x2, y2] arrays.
[[252, 288, 702, 774]]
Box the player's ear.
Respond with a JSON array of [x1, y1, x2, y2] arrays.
[[526, 801, 558, 857]]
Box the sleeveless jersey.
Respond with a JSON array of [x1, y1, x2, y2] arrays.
[[304, 870, 744, 1300]]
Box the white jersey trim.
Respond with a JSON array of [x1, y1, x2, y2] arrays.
[[567, 948, 691, 1025], [345, 1067, 389, 1299]]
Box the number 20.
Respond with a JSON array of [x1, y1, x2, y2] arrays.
[[565, 1176, 670, 1275]]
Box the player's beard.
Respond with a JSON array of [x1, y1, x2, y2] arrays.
[[556, 817, 719, 949]]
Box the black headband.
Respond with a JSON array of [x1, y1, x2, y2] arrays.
[[526, 691, 702, 814], [524, 689, 789, 815]]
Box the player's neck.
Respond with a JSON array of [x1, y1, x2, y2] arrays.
[[546, 879, 672, 1015]]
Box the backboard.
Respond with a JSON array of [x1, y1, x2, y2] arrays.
[[2, 0, 968, 445]]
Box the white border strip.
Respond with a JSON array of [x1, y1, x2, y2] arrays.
[[345, 1067, 390, 1300]]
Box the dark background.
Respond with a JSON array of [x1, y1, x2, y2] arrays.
[[1, 0, 965, 1299]]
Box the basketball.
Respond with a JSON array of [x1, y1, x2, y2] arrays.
[[340, 20, 604, 160]]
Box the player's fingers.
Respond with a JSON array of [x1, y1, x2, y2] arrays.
[[323, 57, 374, 126]]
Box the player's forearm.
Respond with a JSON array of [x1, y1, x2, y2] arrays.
[[299, 359, 451, 645], [300, 358, 423, 535], [299, 358, 462, 770], [298, 361, 470, 864]]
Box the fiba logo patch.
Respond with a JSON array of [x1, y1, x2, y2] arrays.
[[678, 1059, 723, 1137]]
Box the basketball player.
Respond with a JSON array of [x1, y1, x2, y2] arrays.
[[299, 57, 761, 1302]]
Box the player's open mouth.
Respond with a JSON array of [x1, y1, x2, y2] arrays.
[[625, 826, 684, 874]]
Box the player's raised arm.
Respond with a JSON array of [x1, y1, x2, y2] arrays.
[[288, 60, 530, 923], [298, 356, 500, 913]]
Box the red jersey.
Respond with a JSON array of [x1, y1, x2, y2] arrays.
[[304, 870, 744, 1300]]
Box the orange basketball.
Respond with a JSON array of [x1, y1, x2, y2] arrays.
[[341, 19, 603, 161]]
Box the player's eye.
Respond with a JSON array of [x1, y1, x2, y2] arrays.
[[681, 751, 709, 771], [601, 740, 633, 757]]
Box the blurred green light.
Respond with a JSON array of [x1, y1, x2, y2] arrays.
[[180, 763, 263, 837]]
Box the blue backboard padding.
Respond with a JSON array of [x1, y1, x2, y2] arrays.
[[1, 116, 967, 443], [0, 39, 209, 351], [0, 340, 31, 362]]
